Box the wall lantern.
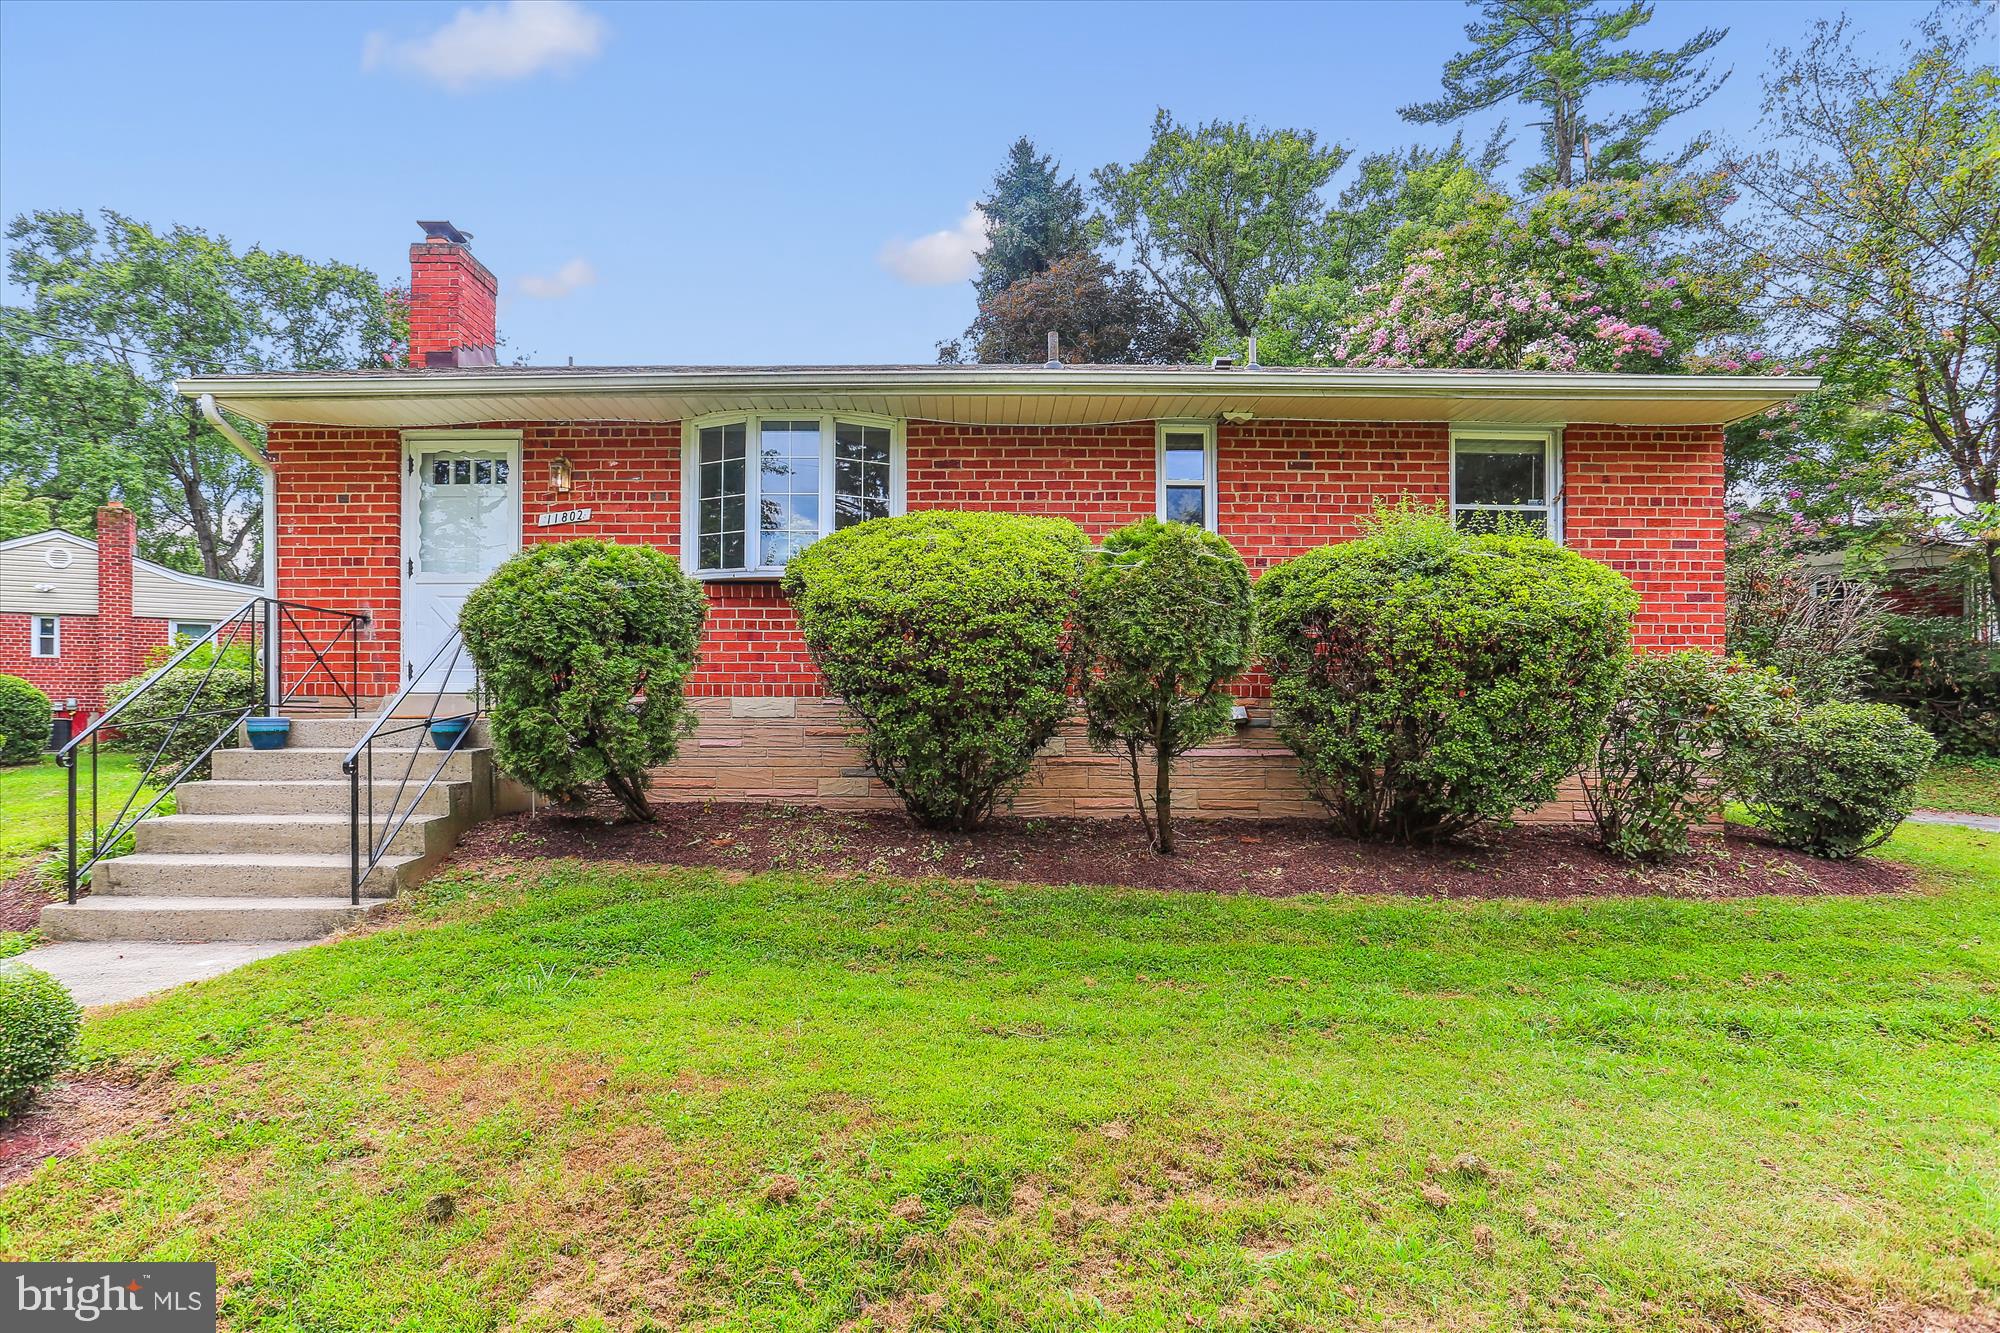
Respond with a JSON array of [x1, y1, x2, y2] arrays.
[[549, 455, 575, 493]]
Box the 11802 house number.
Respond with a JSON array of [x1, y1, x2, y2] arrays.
[[535, 508, 592, 528]]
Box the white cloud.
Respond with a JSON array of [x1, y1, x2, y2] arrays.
[[876, 206, 989, 286], [515, 257, 599, 300], [363, 0, 607, 92]]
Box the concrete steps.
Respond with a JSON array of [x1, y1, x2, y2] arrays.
[[39, 714, 500, 946]]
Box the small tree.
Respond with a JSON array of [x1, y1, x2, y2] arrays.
[[1074, 520, 1254, 853], [460, 540, 706, 823], [784, 511, 1087, 831], [1255, 503, 1636, 842]]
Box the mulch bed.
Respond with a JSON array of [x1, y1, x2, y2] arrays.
[[0, 1073, 161, 1190], [456, 801, 1912, 900], [0, 867, 55, 933]]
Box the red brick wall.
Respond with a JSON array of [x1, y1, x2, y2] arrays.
[[260, 416, 1728, 699], [1563, 425, 1726, 652]]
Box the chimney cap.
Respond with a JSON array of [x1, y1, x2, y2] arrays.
[[417, 220, 473, 244]]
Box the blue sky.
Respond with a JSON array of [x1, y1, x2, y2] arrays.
[[0, 0, 1929, 367]]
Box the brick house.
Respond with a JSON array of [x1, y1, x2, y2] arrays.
[[177, 222, 1816, 823], [0, 504, 265, 724]]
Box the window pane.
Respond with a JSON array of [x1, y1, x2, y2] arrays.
[[474, 459, 493, 484], [432, 460, 450, 485], [833, 421, 892, 529], [759, 419, 822, 567], [453, 459, 472, 485], [1163, 438, 1207, 482], [1454, 507, 1549, 537], [1454, 440, 1547, 506], [418, 451, 515, 575], [1165, 485, 1206, 526], [696, 424, 748, 569]]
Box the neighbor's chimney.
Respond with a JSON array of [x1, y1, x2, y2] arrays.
[[94, 501, 141, 697], [408, 220, 498, 369]]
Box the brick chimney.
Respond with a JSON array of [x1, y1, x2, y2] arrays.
[[94, 501, 141, 693], [407, 220, 498, 368]]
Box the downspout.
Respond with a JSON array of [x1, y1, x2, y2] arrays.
[[197, 393, 279, 704]]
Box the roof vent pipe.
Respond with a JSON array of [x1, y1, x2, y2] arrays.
[[1247, 335, 1260, 368], [1045, 331, 1061, 369]]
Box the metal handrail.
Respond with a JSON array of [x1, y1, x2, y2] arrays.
[[57, 596, 371, 904], [342, 628, 483, 905]]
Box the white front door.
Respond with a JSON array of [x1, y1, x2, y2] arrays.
[[401, 433, 521, 693]]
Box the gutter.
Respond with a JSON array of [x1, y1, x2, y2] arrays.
[[178, 366, 1821, 404], [197, 392, 278, 602]]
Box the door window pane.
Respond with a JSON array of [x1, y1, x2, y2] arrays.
[[418, 450, 515, 575], [833, 421, 892, 529], [759, 419, 821, 567]]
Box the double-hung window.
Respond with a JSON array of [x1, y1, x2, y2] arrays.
[[170, 620, 213, 643], [1157, 422, 1216, 528], [32, 615, 59, 657], [685, 414, 903, 575], [1450, 429, 1561, 539]]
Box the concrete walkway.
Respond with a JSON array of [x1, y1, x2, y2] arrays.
[[2, 941, 308, 1007], [1907, 810, 2000, 833]]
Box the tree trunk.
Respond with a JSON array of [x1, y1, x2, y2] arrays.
[[603, 768, 655, 823], [1153, 744, 1175, 855]]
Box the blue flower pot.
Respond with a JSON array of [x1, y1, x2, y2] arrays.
[[429, 718, 471, 752], [245, 717, 291, 751]]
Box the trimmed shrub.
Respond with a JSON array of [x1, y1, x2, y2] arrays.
[[1581, 652, 1789, 863], [1865, 615, 2000, 757], [0, 967, 80, 1115], [1074, 519, 1254, 853], [104, 666, 260, 782], [460, 539, 706, 823], [0, 674, 53, 764], [1741, 701, 1938, 859], [1255, 504, 1637, 842], [785, 511, 1088, 831]]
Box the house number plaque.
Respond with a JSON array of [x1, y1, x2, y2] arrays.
[[535, 508, 593, 528]]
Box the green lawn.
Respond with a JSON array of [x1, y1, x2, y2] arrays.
[[1, 822, 1993, 1330], [0, 753, 157, 880], [1917, 757, 2000, 817]]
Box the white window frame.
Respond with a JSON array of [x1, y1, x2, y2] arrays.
[[32, 615, 59, 657], [680, 412, 907, 577], [170, 620, 213, 642], [1449, 426, 1564, 542], [1156, 420, 1218, 530]]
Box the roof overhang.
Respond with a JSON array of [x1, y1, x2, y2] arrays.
[[177, 366, 1819, 430]]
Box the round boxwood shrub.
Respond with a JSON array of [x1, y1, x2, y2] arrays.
[[461, 540, 706, 823], [1255, 504, 1637, 842], [1074, 518, 1253, 854], [0, 674, 53, 764], [0, 967, 80, 1115], [1742, 700, 1938, 859], [1582, 652, 1789, 863], [104, 664, 261, 782], [784, 511, 1088, 830]]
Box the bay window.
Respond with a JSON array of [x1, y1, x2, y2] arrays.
[[1450, 428, 1561, 539], [684, 413, 903, 575]]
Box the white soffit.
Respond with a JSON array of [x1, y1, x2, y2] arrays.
[[177, 368, 1819, 430]]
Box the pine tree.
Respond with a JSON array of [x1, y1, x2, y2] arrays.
[[970, 138, 1091, 301], [1401, 0, 1728, 190]]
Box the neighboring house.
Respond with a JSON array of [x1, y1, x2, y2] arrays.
[[175, 221, 1818, 823], [0, 504, 264, 720], [1801, 540, 1998, 643]]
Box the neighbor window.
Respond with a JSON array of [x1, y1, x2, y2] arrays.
[[685, 414, 901, 574], [1157, 422, 1216, 528], [1451, 430, 1561, 538], [32, 615, 59, 657], [170, 620, 213, 643]]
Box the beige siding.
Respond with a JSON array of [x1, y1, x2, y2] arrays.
[[0, 534, 97, 615], [132, 563, 259, 621]]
